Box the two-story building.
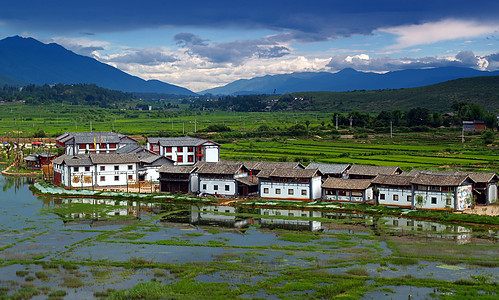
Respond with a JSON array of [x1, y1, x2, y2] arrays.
[[56, 132, 138, 155], [371, 175, 414, 208], [321, 177, 373, 203], [147, 136, 220, 165], [52, 153, 139, 188], [258, 168, 323, 201], [196, 162, 252, 197]]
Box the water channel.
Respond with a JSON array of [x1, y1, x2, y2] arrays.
[[0, 174, 497, 299]]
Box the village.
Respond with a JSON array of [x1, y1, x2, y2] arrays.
[[19, 131, 498, 213]]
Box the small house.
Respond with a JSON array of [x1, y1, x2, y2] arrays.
[[411, 173, 474, 211], [55, 132, 138, 155], [321, 177, 373, 203], [371, 175, 414, 208], [258, 168, 323, 201], [146, 136, 220, 165], [196, 162, 252, 197], [159, 165, 198, 194]]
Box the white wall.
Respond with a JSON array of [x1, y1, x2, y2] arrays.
[[260, 181, 313, 200], [199, 178, 237, 196], [93, 163, 137, 187], [378, 187, 412, 207], [190, 173, 199, 193], [414, 190, 455, 210], [205, 145, 219, 162], [488, 184, 498, 204]]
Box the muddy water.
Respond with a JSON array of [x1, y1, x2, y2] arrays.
[[0, 175, 497, 299]]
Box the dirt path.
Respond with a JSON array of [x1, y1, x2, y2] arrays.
[[462, 204, 499, 216]]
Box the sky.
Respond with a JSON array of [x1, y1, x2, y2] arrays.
[[1, 1, 499, 92]]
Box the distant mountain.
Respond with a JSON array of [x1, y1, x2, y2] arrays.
[[0, 36, 196, 95], [0, 73, 26, 87], [201, 67, 499, 95]]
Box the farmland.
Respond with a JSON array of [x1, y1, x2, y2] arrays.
[[0, 104, 498, 173]]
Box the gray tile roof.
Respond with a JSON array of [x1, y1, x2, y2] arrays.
[[56, 132, 124, 144], [405, 169, 498, 183], [371, 175, 414, 186], [306, 163, 350, 174], [258, 168, 321, 179], [158, 165, 197, 174], [235, 176, 258, 186], [116, 144, 146, 154], [89, 153, 139, 164], [322, 177, 372, 190], [411, 173, 472, 186], [148, 136, 219, 147], [348, 165, 402, 176], [196, 162, 247, 175], [52, 154, 93, 167]]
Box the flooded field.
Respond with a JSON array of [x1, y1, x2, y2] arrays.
[[0, 175, 497, 299]]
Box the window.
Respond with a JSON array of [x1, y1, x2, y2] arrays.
[[177, 147, 183, 152], [407, 195, 412, 202], [225, 185, 230, 191], [264, 188, 269, 194], [177, 156, 183, 163], [393, 195, 399, 201], [100, 166, 105, 171], [114, 165, 119, 171], [380, 194, 385, 200], [264, 211, 269, 216], [214, 185, 218, 191], [301, 189, 307, 195], [288, 189, 294, 195], [73, 167, 79, 172], [289, 213, 294, 217], [276, 188, 281, 194], [431, 197, 437, 204], [275, 211, 281, 216], [446, 197, 452, 205], [407, 220, 414, 226], [302, 213, 308, 217], [128, 165, 133, 170], [188, 147, 194, 152], [79, 144, 86, 150], [128, 175, 133, 180], [85, 166, 90, 172], [393, 220, 398, 226], [89, 144, 95, 149], [203, 184, 206, 190], [114, 175, 119, 181], [188, 155, 194, 162], [109, 143, 116, 149], [166, 147, 172, 153], [100, 176, 105, 181]]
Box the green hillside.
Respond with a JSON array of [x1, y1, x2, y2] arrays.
[[286, 75, 499, 113]]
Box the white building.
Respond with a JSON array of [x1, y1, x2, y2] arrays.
[[147, 136, 220, 165], [196, 162, 251, 197], [258, 168, 323, 201], [56, 132, 138, 155], [371, 175, 414, 208], [321, 177, 373, 203], [411, 173, 475, 211], [52, 153, 139, 188]]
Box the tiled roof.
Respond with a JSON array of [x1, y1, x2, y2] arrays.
[[158, 165, 197, 174], [322, 177, 372, 190], [371, 175, 414, 186], [148, 136, 219, 147], [348, 165, 402, 176], [117, 144, 146, 154], [411, 173, 471, 186], [89, 153, 139, 164], [196, 162, 247, 175], [56, 132, 125, 144], [235, 176, 258, 186], [405, 169, 498, 183], [259, 168, 321, 179], [306, 162, 350, 174], [52, 154, 93, 167]]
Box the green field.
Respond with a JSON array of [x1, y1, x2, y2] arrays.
[[1, 104, 497, 173]]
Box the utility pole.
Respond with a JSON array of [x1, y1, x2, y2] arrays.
[[349, 116, 353, 128], [462, 125, 465, 146], [390, 121, 393, 138], [183, 123, 185, 135], [335, 114, 338, 130], [194, 119, 197, 133]]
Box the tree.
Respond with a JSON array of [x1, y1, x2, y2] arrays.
[[481, 130, 495, 145]]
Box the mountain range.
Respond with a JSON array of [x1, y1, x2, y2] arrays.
[[0, 35, 498, 96], [0, 36, 196, 95], [201, 67, 499, 95]]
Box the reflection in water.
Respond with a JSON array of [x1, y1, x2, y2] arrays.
[[0, 175, 34, 194]]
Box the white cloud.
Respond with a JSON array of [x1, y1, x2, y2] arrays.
[[380, 19, 499, 49], [47, 36, 110, 56]]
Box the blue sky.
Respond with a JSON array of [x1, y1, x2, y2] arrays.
[[1, 1, 498, 92]]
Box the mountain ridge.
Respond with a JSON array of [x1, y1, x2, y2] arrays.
[[201, 67, 499, 95], [0, 36, 196, 95]]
